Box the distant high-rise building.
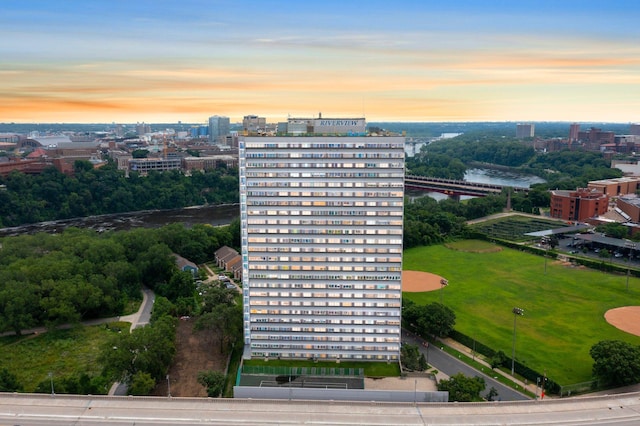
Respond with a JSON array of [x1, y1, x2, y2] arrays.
[[136, 122, 151, 136], [577, 127, 615, 150], [516, 123, 535, 139], [569, 123, 580, 143], [239, 116, 404, 361], [630, 124, 640, 136], [242, 115, 267, 134], [208, 116, 230, 143]]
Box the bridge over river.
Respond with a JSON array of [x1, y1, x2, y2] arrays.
[[405, 175, 530, 197]]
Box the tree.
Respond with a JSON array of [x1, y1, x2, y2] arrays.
[[150, 296, 177, 322], [416, 302, 456, 338], [401, 343, 425, 371], [0, 282, 39, 335], [0, 368, 23, 392], [201, 285, 236, 311], [129, 372, 156, 395], [590, 340, 640, 387], [437, 373, 486, 402], [596, 223, 629, 239], [195, 304, 242, 353], [131, 149, 149, 159], [489, 350, 508, 369], [486, 386, 499, 401], [99, 316, 177, 383], [197, 370, 226, 397], [156, 270, 196, 302]]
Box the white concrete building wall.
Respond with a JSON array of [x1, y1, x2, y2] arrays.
[[239, 135, 404, 361]]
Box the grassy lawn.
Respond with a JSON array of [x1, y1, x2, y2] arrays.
[[242, 359, 400, 377], [0, 321, 129, 392], [403, 242, 640, 385]]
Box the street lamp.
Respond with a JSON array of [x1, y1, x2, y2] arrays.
[[166, 374, 171, 397], [48, 372, 55, 396], [439, 279, 448, 304], [511, 307, 524, 377]]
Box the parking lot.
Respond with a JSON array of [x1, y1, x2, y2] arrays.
[[552, 233, 640, 265]]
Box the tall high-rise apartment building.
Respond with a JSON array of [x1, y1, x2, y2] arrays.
[[208, 115, 230, 143], [239, 117, 405, 361], [569, 123, 580, 143], [516, 123, 535, 139]]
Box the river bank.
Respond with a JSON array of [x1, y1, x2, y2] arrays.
[[0, 203, 240, 238]]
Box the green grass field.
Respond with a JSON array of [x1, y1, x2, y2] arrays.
[[403, 241, 640, 385], [0, 322, 128, 392]]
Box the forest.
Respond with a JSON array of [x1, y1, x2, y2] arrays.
[[0, 221, 239, 335], [0, 161, 238, 227]]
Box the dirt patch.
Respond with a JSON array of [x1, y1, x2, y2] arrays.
[[605, 306, 640, 337], [152, 318, 228, 397], [403, 270, 448, 293]]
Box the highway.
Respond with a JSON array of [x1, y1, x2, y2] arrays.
[[2, 392, 640, 425]]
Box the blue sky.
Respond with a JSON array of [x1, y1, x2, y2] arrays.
[[1, 0, 639, 123]]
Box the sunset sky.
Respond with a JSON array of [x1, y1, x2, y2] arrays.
[[2, 0, 639, 124]]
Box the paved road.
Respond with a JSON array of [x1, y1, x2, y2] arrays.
[[109, 287, 155, 396], [2, 392, 640, 425], [402, 330, 529, 401]]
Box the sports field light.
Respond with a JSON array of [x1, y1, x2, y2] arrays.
[[511, 307, 525, 377]]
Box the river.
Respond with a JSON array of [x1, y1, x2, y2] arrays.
[[0, 204, 240, 238], [417, 168, 546, 201]]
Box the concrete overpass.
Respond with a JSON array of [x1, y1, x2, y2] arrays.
[[2, 392, 640, 425], [405, 175, 530, 197]]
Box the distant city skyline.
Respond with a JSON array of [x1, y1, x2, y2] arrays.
[[2, 0, 639, 124]]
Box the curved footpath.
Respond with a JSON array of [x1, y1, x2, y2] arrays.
[[0, 286, 154, 339]]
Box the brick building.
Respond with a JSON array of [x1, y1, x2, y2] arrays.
[[550, 188, 609, 222]]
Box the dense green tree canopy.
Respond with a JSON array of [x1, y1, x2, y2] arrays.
[[197, 370, 226, 397], [403, 300, 456, 338], [590, 340, 640, 387], [99, 315, 177, 383], [0, 160, 238, 227], [0, 222, 238, 334], [437, 373, 486, 402], [0, 368, 23, 392]]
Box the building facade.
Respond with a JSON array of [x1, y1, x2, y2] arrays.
[[587, 177, 640, 197], [242, 115, 267, 134], [550, 188, 609, 222], [239, 122, 405, 361], [208, 116, 230, 143], [569, 123, 580, 144], [516, 123, 535, 139], [578, 127, 615, 150], [616, 195, 640, 223]]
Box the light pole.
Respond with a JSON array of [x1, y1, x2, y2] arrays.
[[166, 374, 171, 397], [511, 307, 524, 377], [48, 372, 55, 395], [439, 279, 448, 304], [627, 248, 633, 292]]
